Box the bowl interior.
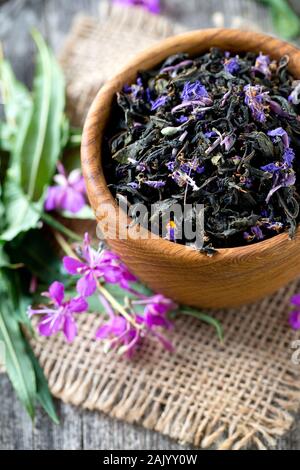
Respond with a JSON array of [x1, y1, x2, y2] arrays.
[[81, 29, 300, 260]]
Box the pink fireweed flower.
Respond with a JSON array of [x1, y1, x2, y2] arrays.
[[289, 295, 300, 330], [63, 233, 137, 297], [96, 293, 175, 357], [244, 84, 270, 122], [27, 281, 88, 342], [134, 294, 177, 330], [95, 295, 141, 357], [112, 0, 160, 14], [44, 162, 86, 214]]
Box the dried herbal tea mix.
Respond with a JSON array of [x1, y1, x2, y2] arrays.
[[103, 48, 300, 250]]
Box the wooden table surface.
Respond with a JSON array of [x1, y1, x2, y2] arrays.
[[0, 0, 300, 450]]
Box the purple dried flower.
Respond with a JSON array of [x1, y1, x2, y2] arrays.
[[171, 170, 199, 190], [123, 84, 132, 93], [128, 182, 139, 189], [63, 233, 136, 297], [27, 282, 88, 342], [289, 295, 300, 330], [221, 133, 235, 151], [160, 60, 194, 75], [283, 147, 295, 167], [243, 225, 264, 242], [261, 162, 282, 173], [265, 170, 296, 203], [176, 115, 188, 124], [144, 180, 166, 189], [151, 95, 168, 111], [288, 81, 300, 104], [253, 53, 271, 79], [224, 56, 240, 74], [112, 0, 160, 14], [204, 131, 217, 139], [181, 80, 209, 102], [263, 128, 295, 170], [251, 225, 264, 240], [165, 220, 176, 242], [44, 162, 86, 214], [244, 84, 270, 122], [268, 127, 289, 148], [166, 160, 175, 171], [196, 165, 205, 174]]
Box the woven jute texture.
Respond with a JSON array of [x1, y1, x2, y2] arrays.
[[30, 6, 300, 449]]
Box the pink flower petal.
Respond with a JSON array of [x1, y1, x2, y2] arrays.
[[44, 186, 64, 211], [38, 314, 62, 336], [95, 324, 112, 339], [289, 310, 300, 330], [61, 187, 86, 213], [69, 297, 88, 313], [48, 281, 65, 305], [291, 295, 300, 307], [63, 256, 85, 274], [76, 271, 96, 297], [63, 315, 77, 342]]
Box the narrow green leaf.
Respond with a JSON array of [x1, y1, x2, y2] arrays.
[[0, 59, 33, 164], [20, 30, 65, 201], [0, 269, 37, 418], [25, 343, 59, 424], [181, 307, 223, 342]]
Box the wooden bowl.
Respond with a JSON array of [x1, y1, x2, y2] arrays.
[[81, 29, 300, 309]]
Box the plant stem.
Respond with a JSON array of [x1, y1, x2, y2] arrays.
[[54, 231, 77, 258], [96, 280, 142, 330], [41, 212, 81, 241]]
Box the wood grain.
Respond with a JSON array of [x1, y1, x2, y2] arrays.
[[82, 29, 300, 309]]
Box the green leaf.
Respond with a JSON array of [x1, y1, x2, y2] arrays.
[[0, 59, 33, 163], [8, 229, 67, 285], [60, 205, 95, 220], [259, 0, 300, 39], [20, 29, 65, 201], [0, 269, 37, 418], [0, 180, 42, 242], [181, 307, 223, 342], [25, 343, 59, 424]]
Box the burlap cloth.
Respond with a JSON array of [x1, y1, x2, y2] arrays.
[[30, 5, 300, 449]]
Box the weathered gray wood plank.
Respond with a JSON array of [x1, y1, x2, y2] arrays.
[[0, 0, 299, 451]]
